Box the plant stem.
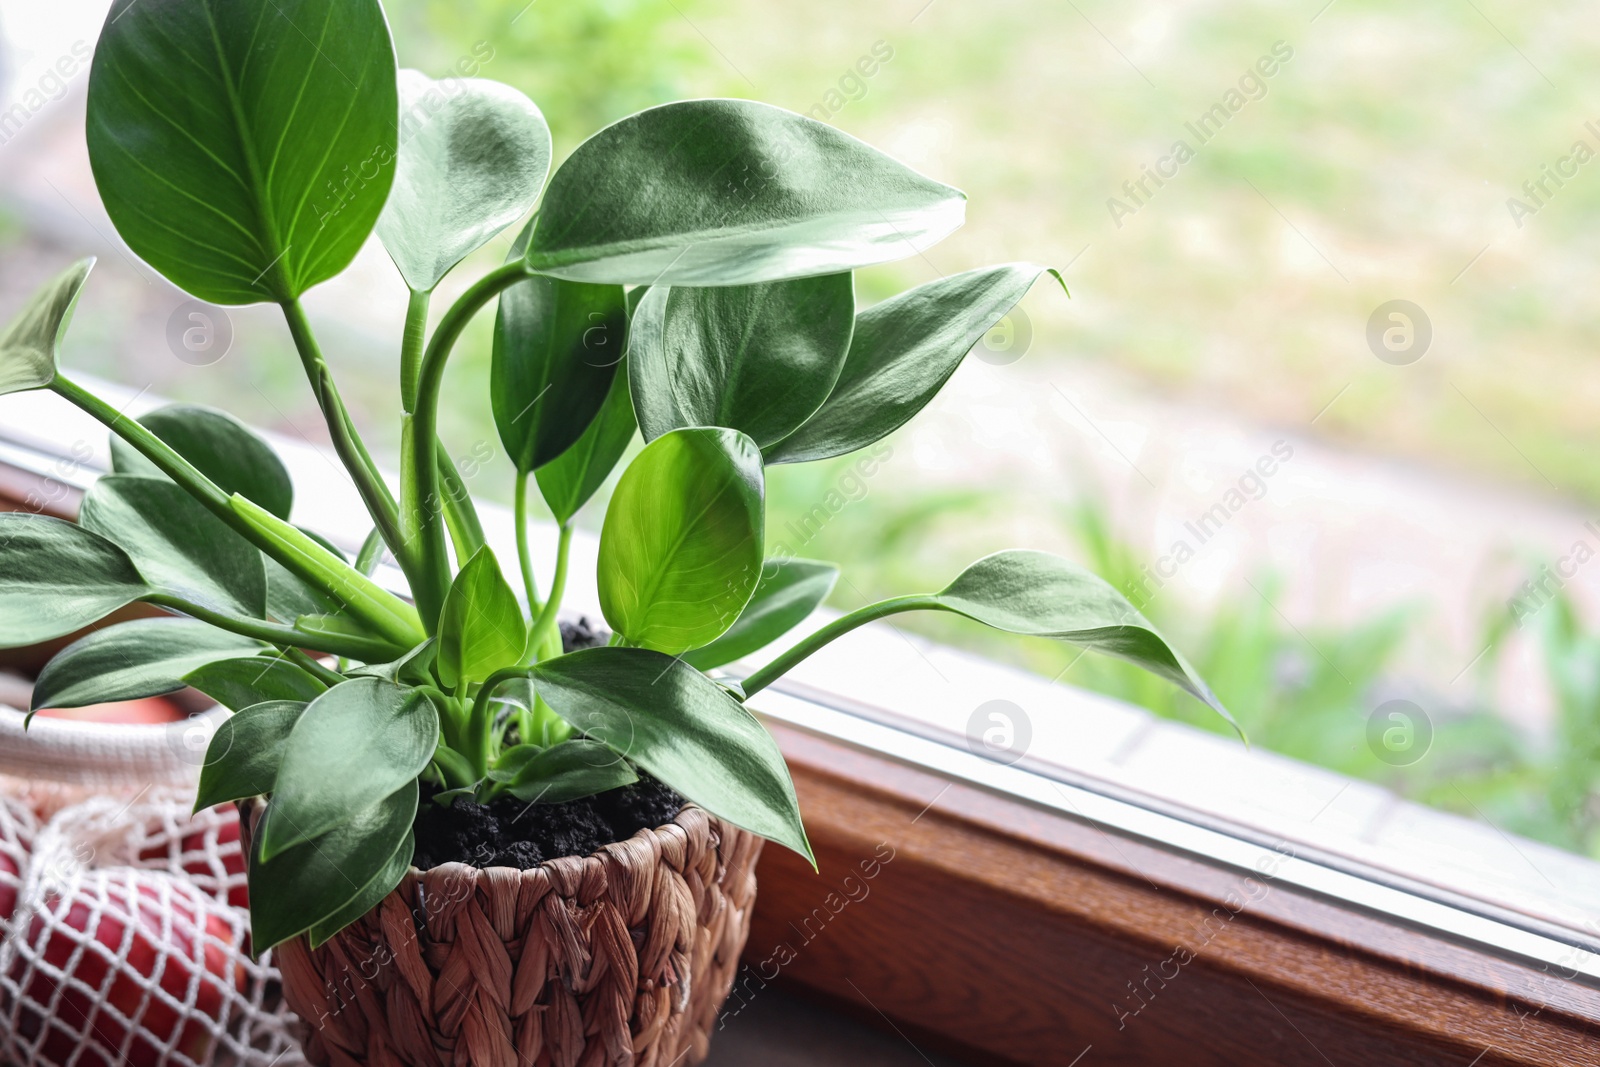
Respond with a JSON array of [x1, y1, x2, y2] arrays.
[[467, 665, 530, 778], [400, 288, 430, 412], [435, 445, 486, 563], [143, 593, 403, 662], [284, 648, 345, 687], [279, 300, 407, 562], [402, 260, 534, 630], [51, 375, 399, 636], [737, 595, 940, 699], [526, 523, 573, 664], [514, 469, 541, 613]]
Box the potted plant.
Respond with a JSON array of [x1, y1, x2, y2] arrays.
[[0, 0, 1234, 1063]]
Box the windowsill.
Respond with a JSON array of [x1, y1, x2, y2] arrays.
[[5, 377, 1600, 1065]]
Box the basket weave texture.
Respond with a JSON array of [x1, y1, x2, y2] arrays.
[[252, 805, 761, 1067]]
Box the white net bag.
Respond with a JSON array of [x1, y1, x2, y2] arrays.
[[0, 706, 308, 1067]]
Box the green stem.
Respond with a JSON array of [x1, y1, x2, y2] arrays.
[[52, 376, 400, 638], [285, 648, 345, 687], [279, 300, 406, 562], [402, 260, 534, 630], [737, 595, 939, 699], [526, 523, 572, 665], [468, 665, 531, 778], [435, 445, 486, 564], [144, 593, 403, 662], [514, 469, 541, 613], [400, 288, 430, 412]]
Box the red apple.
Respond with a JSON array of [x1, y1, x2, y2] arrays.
[[3, 872, 245, 1067], [0, 796, 32, 932], [0, 848, 20, 930], [136, 808, 248, 911], [33, 697, 187, 726]]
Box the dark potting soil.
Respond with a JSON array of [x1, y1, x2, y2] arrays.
[[411, 618, 685, 872]]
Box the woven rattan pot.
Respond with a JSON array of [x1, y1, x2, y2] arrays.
[[239, 801, 761, 1067]]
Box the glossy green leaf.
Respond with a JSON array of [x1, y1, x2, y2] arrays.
[[683, 559, 838, 671], [535, 358, 637, 525], [306, 831, 414, 948], [110, 405, 293, 520], [229, 495, 424, 648], [932, 551, 1231, 730], [80, 476, 267, 618], [86, 0, 398, 304], [527, 99, 966, 286], [193, 700, 306, 812], [437, 546, 525, 689], [493, 739, 639, 803], [183, 655, 328, 712], [259, 679, 438, 860], [630, 275, 854, 450], [768, 264, 1057, 464], [493, 222, 629, 473], [0, 258, 92, 396], [0, 515, 148, 648], [347, 639, 438, 687], [598, 428, 764, 654], [30, 618, 263, 712], [249, 781, 417, 950], [378, 70, 552, 293], [530, 648, 809, 861]]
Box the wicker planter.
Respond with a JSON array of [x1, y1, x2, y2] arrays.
[[239, 801, 762, 1067]]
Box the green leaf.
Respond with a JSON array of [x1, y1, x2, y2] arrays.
[[86, 0, 398, 304], [630, 274, 855, 450], [110, 404, 293, 520], [598, 428, 764, 654], [229, 495, 424, 649], [0, 514, 148, 648], [684, 559, 838, 671], [535, 358, 637, 525], [0, 258, 92, 396], [378, 70, 552, 293], [527, 99, 966, 286], [183, 655, 328, 711], [292, 613, 406, 663], [80, 475, 267, 618], [493, 221, 629, 473], [31, 618, 263, 712], [306, 831, 414, 949], [929, 551, 1232, 731], [501, 740, 639, 804], [249, 781, 417, 950], [347, 639, 438, 687], [531, 648, 809, 861], [258, 679, 438, 860], [768, 264, 1057, 464], [437, 546, 525, 689], [194, 700, 306, 812]]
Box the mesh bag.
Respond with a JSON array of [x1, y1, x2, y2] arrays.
[[0, 706, 308, 1067]]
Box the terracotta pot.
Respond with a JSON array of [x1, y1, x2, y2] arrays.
[[240, 801, 761, 1067]]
